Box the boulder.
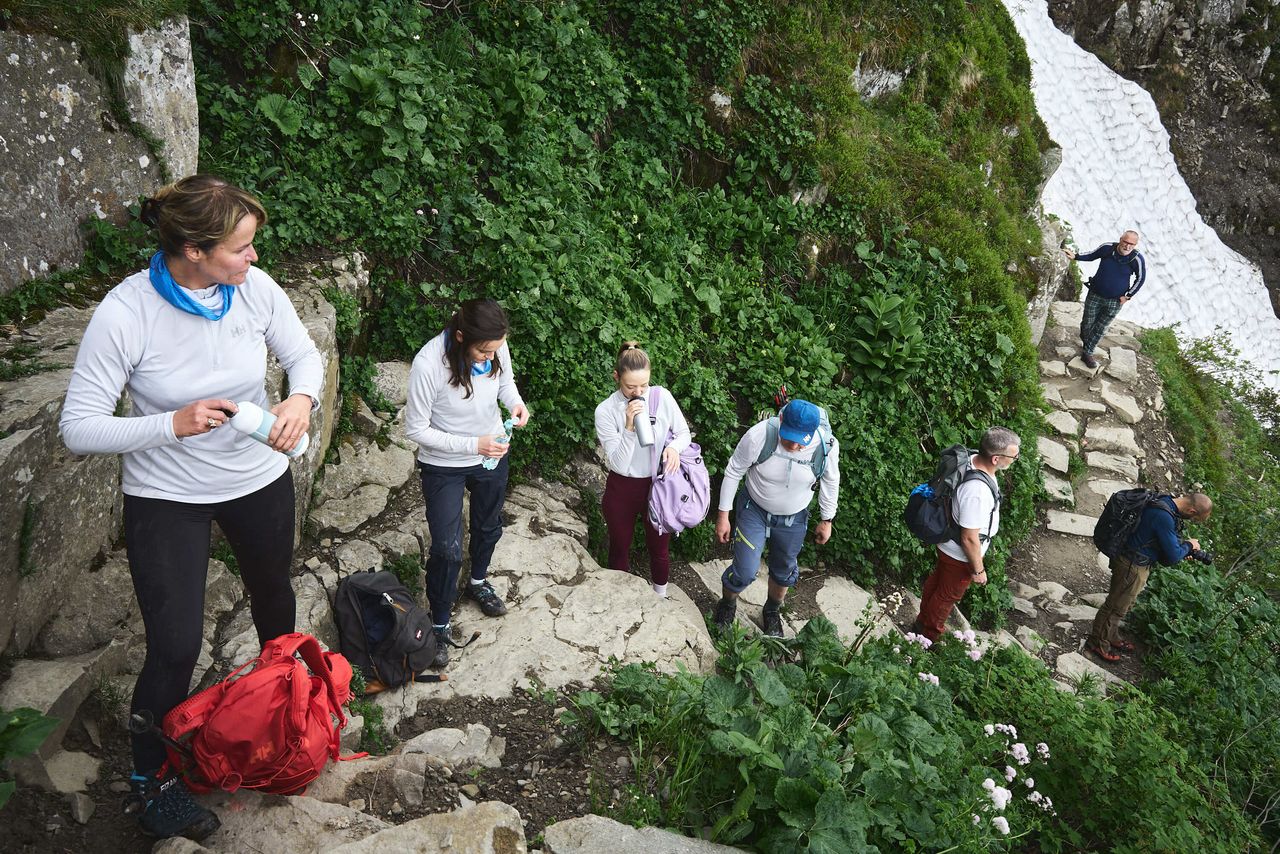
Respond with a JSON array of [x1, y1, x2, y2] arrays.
[[1086, 452, 1140, 480], [326, 801, 526, 854], [294, 572, 337, 651], [1084, 425, 1140, 456], [1105, 347, 1139, 384], [372, 362, 411, 408], [1036, 437, 1070, 473], [0, 29, 176, 291], [16, 749, 100, 794], [1099, 382, 1143, 424], [305, 755, 394, 805], [1067, 356, 1103, 378], [402, 723, 505, 769], [1045, 510, 1097, 537], [309, 485, 391, 534], [1034, 581, 1072, 603], [1043, 473, 1074, 504], [1050, 301, 1084, 327], [1080, 592, 1109, 608], [0, 639, 126, 765], [35, 551, 136, 657], [1015, 625, 1047, 654], [1055, 651, 1125, 690], [1039, 360, 1067, 377], [1052, 603, 1100, 622], [314, 438, 415, 506], [1040, 382, 1065, 408], [1044, 410, 1079, 436], [196, 791, 390, 853], [1063, 397, 1107, 413], [814, 576, 897, 645], [546, 814, 742, 853], [1010, 597, 1037, 618], [122, 17, 199, 178], [335, 540, 384, 577]]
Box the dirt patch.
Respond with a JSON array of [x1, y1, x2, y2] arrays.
[[348, 687, 640, 842]]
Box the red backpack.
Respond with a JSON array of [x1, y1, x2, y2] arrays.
[[162, 633, 359, 795]]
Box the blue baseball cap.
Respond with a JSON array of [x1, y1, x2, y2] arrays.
[[779, 399, 820, 444]]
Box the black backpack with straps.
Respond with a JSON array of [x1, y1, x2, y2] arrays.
[[1093, 488, 1173, 558], [904, 444, 1000, 545], [334, 570, 475, 693]]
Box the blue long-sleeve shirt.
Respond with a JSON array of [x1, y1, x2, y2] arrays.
[[1126, 495, 1191, 566], [1076, 243, 1146, 299]]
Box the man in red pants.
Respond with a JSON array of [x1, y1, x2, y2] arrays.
[[913, 427, 1021, 642]]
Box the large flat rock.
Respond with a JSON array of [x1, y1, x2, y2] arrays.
[[327, 801, 525, 853], [1037, 437, 1070, 473], [1044, 410, 1079, 436], [1084, 425, 1140, 456], [1045, 510, 1097, 537], [1099, 381, 1143, 424], [195, 792, 390, 853], [546, 814, 741, 852], [1055, 651, 1126, 690], [1086, 452, 1139, 480], [814, 576, 897, 646], [1105, 347, 1139, 383], [1043, 472, 1074, 504]]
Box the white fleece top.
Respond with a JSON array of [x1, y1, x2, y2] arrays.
[[718, 419, 840, 520], [594, 386, 692, 478], [404, 331, 525, 467], [59, 266, 324, 502]]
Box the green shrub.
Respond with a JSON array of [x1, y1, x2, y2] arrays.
[[569, 619, 1259, 851], [0, 707, 60, 809]]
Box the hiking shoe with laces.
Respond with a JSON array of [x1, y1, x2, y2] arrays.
[[1081, 351, 1098, 369], [125, 772, 220, 841], [466, 579, 508, 617], [432, 626, 451, 669], [761, 603, 784, 638], [712, 597, 737, 631]]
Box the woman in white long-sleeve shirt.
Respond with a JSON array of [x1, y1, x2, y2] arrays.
[[593, 342, 691, 597], [404, 299, 530, 667], [59, 175, 322, 841]]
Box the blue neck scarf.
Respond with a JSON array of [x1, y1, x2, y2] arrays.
[[148, 251, 234, 321], [471, 359, 492, 376]]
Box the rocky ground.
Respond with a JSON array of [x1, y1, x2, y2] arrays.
[[1, 297, 1187, 852]]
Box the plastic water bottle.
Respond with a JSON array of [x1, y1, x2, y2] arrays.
[[632, 397, 654, 448], [228, 400, 309, 459], [482, 418, 514, 470]]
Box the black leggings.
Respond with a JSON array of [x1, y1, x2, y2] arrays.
[[124, 471, 296, 773]]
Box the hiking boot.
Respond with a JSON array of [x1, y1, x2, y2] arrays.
[[125, 772, 220, 841], [466, 579, 508, 617], [432, 626, 451, 669], [712, 597, 737, 631], [1081, 351, 1098, 369], [761, 603, 784, 638]]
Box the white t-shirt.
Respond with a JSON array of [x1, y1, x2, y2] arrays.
[[404, 331, 525, 467], [59, 266, 324, 502], [938, 460, 1000, 561], [594, 386, 691, 478], [718, 419, 840, 520]]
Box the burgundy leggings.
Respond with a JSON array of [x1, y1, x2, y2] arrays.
[[602, 472, 670, 585]]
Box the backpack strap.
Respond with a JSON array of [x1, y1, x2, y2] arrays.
[[267, 633, 347, 730], [954, 469, 1000, 544], [754, 415, 830, 485], [755, 417, 781, 466]]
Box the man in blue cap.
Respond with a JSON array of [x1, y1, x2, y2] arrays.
[[713, 399, 840, 637]]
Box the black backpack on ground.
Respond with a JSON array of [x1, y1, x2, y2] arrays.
[[1093, 488, 1173, 558], [904, 444, 1000, 545], [334, 570, 464, 693]]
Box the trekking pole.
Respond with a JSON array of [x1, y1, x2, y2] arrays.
[[128, 710, 194, 761]]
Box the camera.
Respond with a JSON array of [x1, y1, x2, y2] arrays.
[[1189, 548, 1214, 565]]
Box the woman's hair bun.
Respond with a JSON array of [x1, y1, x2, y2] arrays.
[[139, 198, 162, 228]]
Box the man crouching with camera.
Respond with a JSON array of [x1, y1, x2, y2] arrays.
[[1088, 492, 1213, 662]]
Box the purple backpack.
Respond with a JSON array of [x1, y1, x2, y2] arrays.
[[645, 388, 711, 536]]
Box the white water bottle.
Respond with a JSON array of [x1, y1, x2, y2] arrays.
[[481, 418, 514, 470], [228, 400, 309, 459]]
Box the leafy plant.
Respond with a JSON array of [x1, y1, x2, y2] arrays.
[[0, 707, 59, 809]]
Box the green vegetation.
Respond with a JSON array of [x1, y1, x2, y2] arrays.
[[210, 539, 239, 576], [1136, 327, 1280, 843], [187, 0, 1047, 625], [346, 667, 393, 754], [384, 553, 422, 596], [568, 617, 1259, 851], [0, 707, 59, 809]]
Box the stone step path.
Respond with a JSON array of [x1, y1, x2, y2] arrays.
[[1015, 299, 1189, 691]]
